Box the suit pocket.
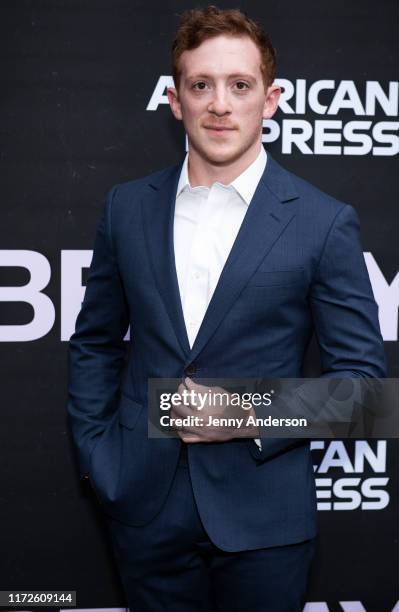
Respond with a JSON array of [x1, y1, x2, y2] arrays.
[[247, 268, 305, 287], [118, 393, 144, 430]]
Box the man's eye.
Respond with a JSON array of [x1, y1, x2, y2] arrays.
[[235, 81, 249, 90], [193, 82, 208, 90]]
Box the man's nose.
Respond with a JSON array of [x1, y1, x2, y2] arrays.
[[207, 87, 232, 115]]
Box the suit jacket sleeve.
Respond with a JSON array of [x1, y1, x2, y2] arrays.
[[248, 203, 386, 464], [67, 185, 130, 479]]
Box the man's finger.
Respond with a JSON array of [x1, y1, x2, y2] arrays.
[[184, 377, 208, 392], [179, 433, 203, 443], [177, 382, 187, 397]]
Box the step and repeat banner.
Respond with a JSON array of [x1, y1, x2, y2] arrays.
[[1, 1, 398, 610]]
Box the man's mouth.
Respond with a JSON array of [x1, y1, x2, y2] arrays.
[[203, 125, 236, 132]]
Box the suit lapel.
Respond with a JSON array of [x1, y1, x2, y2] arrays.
[[141, 153, 299, 363], [141, 164, 191, 357], [189, 154, 299, 362]]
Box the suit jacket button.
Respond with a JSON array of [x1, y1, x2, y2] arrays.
[[185, 363, 197, 376]]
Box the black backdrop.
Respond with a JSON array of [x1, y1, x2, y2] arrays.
[[1, 1, 398, 610]]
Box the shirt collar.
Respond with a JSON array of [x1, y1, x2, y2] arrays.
[[176, 146, 267, 206]]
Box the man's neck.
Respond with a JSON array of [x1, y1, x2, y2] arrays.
[[187, 141, 263, 188]]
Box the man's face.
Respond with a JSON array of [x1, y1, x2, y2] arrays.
[[167, 35, 280, 166]]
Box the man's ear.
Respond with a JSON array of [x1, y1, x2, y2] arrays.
[[167, 87, 183, 121], [262, 84, 281, 120]]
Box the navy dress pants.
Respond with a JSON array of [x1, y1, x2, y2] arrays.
[[105, 445, 315, 611]]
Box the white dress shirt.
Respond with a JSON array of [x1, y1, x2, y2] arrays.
[[173, 145, 267, 450]]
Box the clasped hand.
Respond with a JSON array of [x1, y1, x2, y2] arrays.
[[171, 377, 260, 443]]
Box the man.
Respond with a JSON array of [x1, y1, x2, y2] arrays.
[[67, 6, 386, 611]]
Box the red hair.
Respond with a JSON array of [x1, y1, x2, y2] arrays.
[[172, 6, 277, 90]]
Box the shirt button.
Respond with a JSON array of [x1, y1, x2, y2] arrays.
[[193, 271, 201, 279]]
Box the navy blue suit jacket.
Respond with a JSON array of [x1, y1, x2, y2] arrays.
[[67, 152, 386, 551]]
